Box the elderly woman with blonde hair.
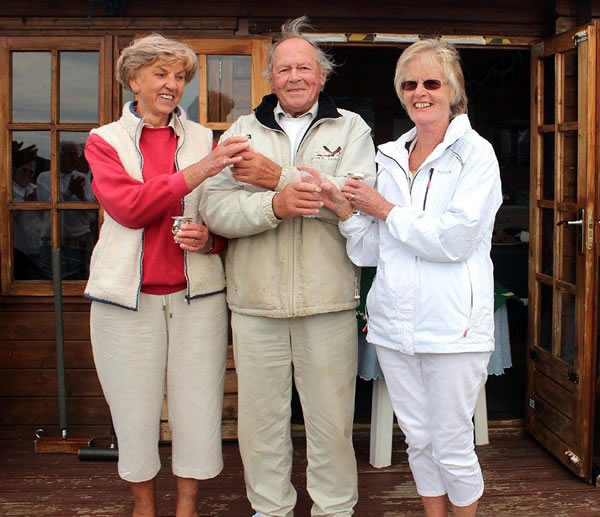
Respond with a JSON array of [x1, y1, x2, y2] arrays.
[[322, 38, 502, 516], [84, 34, 248, 516]]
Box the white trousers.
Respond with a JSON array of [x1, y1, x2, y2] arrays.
[[375, 346, 491, 507], [232, 311, 358, 517], [90, 290, 228, 482]]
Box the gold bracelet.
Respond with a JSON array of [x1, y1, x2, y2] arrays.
[[338, 211, 354, 222]]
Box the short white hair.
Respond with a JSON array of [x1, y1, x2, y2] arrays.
[[265, 16, 336, 83]]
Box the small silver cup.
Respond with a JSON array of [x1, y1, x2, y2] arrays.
[[171, 216, 193, 235]]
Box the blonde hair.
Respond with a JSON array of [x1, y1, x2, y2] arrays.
[[265, 15, 335, 83], [117, 33, 198, 92], [394, 39, 468, 118]]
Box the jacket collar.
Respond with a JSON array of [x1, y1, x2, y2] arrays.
[[377, 114, 472, 172], [254, 92, 342, 131], [122, 101, 186, 137]]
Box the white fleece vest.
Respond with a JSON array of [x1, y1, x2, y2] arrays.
[[85, 103, 225, 310]]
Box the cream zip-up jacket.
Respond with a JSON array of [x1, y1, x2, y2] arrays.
[[200, 93, 376, 318], [84, 102, 225, 310], [340, 114, 502, 353]]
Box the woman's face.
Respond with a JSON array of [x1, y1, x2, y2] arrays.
[[129, 59, 186, 127], [402, 54, 451, 130]]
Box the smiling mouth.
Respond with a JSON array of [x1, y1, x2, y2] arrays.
[[414, 102, 432, 108], [159, 94, 174, 100]]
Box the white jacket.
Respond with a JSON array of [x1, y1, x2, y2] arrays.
[[340, 114, 502, 354]]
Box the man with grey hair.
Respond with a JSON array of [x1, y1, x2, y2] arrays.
[[200, 16, 375, 516]]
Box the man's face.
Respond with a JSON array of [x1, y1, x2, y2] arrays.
[[270, 38, 326, 117]]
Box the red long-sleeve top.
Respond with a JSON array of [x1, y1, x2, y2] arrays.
[[85, 127, 226, 295]]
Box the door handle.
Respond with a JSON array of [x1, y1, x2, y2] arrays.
[[557, 208, 584, 255]]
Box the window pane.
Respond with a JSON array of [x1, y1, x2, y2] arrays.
[[122, 87, 134, 107], [558, 210, 577, 284], [60, 52, 99, 123], [542, 132, 555, 200], [12, 210, 51, 280], [539, 282, 553, 353], [541, 207, 554, 276], [559, 290, 576, 365], [181, 72, 199, 122], [207, 56, 251, 122], [60, 209, 97, 280], [39, 133, 95, 205], [563, 49, 578, 124], [561, 131, 577, 203], [12, 52, 51, 122], [11, 131, 51, 203], [541, 208, 554, 276], [543, 56, 555, 125]]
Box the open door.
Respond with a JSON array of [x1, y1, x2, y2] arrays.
[[526, 22, 598, 481]]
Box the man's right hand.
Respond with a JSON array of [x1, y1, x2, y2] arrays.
[[182, 136, 249, 191], [272, 181, 323, 219]]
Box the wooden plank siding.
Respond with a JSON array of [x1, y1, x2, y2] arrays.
[[0, 297, 239, 440], [0, 0, 597, 442]]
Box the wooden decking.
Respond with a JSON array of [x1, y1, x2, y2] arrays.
[[1, 428, 600, 516]]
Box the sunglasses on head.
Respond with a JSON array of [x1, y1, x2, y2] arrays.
[[400, 79, 444, 91]]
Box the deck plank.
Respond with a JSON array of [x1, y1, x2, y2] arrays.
[[2, 431, 600, 516]]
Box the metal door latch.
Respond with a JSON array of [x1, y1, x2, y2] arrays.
[[565, 450, 581, 465]]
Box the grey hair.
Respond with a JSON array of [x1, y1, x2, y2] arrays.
[[264, 16, 336, 83], [117, 33, 198, 92], [394, 39, 468, 118]]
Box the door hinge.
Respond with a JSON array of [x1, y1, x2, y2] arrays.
[[568, 370, 580, 384], [565, 450, 582, 465], [573, 30, 588, 44], [528, 397, 536, 409]]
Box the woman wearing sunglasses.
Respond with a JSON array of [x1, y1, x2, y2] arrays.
[[320, 39, 502, 516]]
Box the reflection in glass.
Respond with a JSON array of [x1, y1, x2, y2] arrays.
[[60, 209, 98, 280], [541, 208, 554, 276], [559, 211, 577, 284], [561, 131, 577, 203], [207, 56, 251, 122], [181, 73, 199, 122], [563, 49, 578, 123], [122, 87, 134, 106], [542, 132, 555, 200], [60, 52, 99, 123], [543, 56, 555, 125], [559, 290, 576, 365], [36, 133, 95, 204], [539, 282, 553, 352], [12, 52, 51, 122], [12, 210, 51, 280], [11, 131, 51, 203]]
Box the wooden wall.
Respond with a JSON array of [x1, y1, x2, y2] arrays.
[[0, 0, 597, 440], [0, 0, 560, 38], [0, 296, 239, 440]]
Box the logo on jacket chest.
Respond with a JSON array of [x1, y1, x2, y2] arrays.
[[313, 145, 342, 161]]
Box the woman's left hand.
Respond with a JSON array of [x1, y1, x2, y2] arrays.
[[174, 223, 213, 253]]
